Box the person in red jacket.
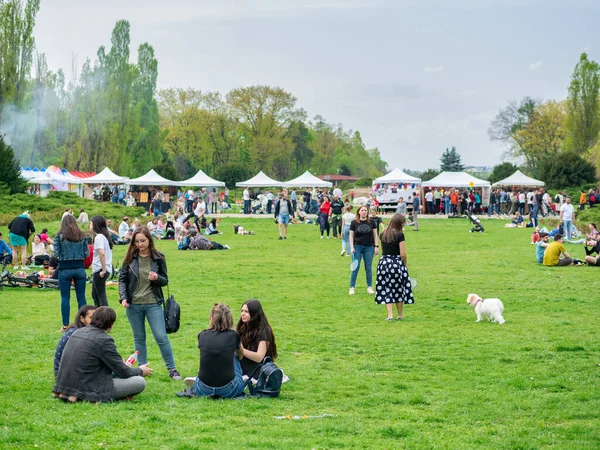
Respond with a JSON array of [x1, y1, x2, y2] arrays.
[[319, 196, 332, 238]]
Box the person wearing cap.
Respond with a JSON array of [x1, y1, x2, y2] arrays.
[[8, 211, 35, 270], [543, 234, 573, 266], [536, 232, 550, 264]]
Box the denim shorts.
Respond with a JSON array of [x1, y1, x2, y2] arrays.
[[278, 214, 290, 225]]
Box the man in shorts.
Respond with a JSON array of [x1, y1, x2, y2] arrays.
[[274, 192, 294, 240]]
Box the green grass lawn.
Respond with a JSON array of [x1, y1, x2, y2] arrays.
[[1, 217, 599, 449]]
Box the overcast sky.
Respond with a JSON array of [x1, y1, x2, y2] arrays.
[[33, 0, 599, 171]]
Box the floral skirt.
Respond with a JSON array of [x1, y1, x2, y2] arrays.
[[375, 255, 415, 305]]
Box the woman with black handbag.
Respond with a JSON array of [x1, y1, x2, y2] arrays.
[[118, 227, 182, 380]]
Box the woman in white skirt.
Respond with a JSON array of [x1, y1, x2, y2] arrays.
[[375, 214, 414, 321]]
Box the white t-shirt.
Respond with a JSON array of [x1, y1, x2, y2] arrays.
[[342, 213, 355, 225], [243, 189, 250, 201], [560, 203, 574, 221], [93, 234, 112, 274], [32, 241, 46, 256], [118, 221, 130, 238], [194, 200, 206, 217], [333, 188, 343, 198], [425, 192, 433, 202]]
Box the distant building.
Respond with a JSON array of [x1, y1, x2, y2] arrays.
[[318, 174, 360, 186]]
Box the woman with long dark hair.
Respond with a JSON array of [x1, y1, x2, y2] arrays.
[[90, 216, 113, 307], [349, 205, 378, 295], [236, 299, 277, 377], [188, 303, 245, 398], [118, 227, 181, 380], [375, 214, 414, 321], [54, 215, 89, 332], [54, 305, 97, 378]]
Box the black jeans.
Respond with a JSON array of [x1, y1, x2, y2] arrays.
[[92, 271, 109, 307]]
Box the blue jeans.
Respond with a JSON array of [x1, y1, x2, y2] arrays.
[[193, 357, 245, 398], [350, 245, 375, 288], [125, 303, 176, 370], [342, 225, 351, 254], [444, 198, 450, 214], [243, 200, 250, 214], [58, 268, 87, 326], [563, 220, 572, 241]]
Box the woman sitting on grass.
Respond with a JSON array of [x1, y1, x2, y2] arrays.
[[28, 234, 49, 266], [54, 305, 97, 378], [189, 303, 245, 398], [205, 218, 222, 235], [505, 211, 525, 228], [236, 299, 278, 378]]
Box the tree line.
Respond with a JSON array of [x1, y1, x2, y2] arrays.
[[488, 53, 599, 188], [0, 3, 387, 184]]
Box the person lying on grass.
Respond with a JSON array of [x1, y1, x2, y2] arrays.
[[53, 306, 152, 403]]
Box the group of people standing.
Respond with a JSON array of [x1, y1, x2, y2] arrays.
[[348, 206, 415, 320]]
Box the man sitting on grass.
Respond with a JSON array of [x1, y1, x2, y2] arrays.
[[536, 232, 550, 264], [543, 234, 573, 267], [53, 306, 152, 403]]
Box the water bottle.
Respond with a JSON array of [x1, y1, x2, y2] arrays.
[[125, 350, 139, 367]]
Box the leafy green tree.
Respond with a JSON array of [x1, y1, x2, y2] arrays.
[[0, 135, 26, 193], [564, 53, 600, 155], [0, 0, 40, 121], [488, 97, 541, 169], [420, 168, 440, 181], [213, 162, 252, 189], [440, 146, 464, 171], [538, 152, 596, 189], [487, 162, 519, 184]]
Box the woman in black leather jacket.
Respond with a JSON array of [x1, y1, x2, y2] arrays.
[[118, 227, 182, 380]]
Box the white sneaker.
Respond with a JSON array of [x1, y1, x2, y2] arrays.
[[21, 265, 30, 270], [367, 287, 375, 294], [321, 236, 324, 239], [340, 249, 345, 256], [184, 377, 196, 387], [327, 236, 330, 239], [223, 244, 230, 249], [349, 288, 355, 295]]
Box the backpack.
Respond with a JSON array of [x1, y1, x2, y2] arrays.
[[247, 357, 283, 397], [163, 294, 180, 334]]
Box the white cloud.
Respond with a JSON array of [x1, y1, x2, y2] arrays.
[[423, 65, 444, 74], [528, 60, 543, 71]]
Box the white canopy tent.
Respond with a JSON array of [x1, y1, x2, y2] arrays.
[[82, 167, 128, 184], [27, 174, 54, 184], [236, 171, 283, 187], [373, 168, 422, 185], [283, 171, 332, 188], [127, 169, 178, 186], [423, 171, 490, 188], [492, 170, 544, 187], [178, 170, 225, 187]]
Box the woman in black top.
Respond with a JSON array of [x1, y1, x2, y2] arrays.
[[236, 299, 277, 377], [349, 205, 378, 295], [375, 213, 414, 320], [192, 303, 245, 398]]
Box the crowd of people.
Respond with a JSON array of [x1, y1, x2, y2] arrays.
[[4, 180, 600, 403]]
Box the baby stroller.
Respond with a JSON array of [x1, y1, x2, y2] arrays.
[[466, 211, 484, 233], [251, 194, 268, 214]]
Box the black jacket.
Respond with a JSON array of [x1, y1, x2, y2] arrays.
[[274, 199, 294, 218], [119, 251, 168, 304], [53, 326, 142, 402], [7, 216, 35, 240]]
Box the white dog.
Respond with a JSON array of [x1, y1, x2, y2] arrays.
[[466, 293, 505, 324]]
